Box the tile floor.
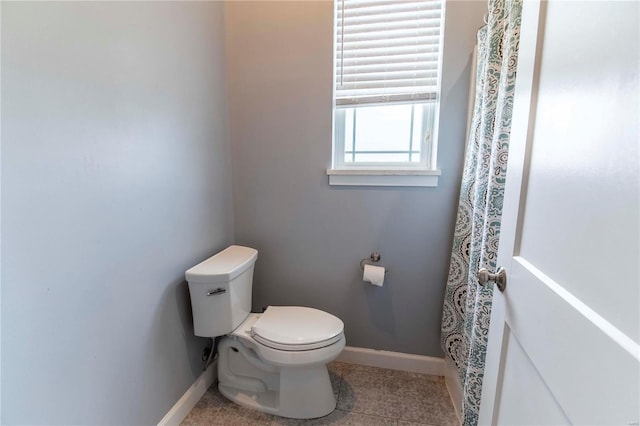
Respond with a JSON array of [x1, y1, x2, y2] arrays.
[[182, 362, 460, 425]]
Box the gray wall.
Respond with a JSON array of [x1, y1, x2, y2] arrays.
[[1, 2, 233, 424], [227, 1, 485, 357]]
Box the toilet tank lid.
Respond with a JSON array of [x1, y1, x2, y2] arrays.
[[185, 245, 258, 284]]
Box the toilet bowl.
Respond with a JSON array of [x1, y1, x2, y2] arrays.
[[218, 307, 345, 418], [186, 246, 346, 419]]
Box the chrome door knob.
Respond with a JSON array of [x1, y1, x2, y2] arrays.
[[478, 267, 507, 292]]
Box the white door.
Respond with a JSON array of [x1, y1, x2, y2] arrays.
[[478, 1, 640, 425]]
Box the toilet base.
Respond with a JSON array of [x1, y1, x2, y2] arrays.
[[217, 337, 339, 419]]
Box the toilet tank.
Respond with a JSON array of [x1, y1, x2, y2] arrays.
[[186, 245, 258, 338]]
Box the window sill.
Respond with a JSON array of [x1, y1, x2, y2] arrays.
[[326, 168, 441, 187]]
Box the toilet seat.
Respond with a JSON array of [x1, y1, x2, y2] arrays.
[[250, 306, 344, 351], [252, 333, 343, 351]]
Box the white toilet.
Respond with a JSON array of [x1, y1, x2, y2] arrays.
[[186, 245, 346, 419]]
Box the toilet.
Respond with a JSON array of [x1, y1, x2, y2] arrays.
[[186, 245, 346, 419]]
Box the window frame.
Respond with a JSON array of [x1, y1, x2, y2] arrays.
[[333, 101, 435, 170], [328, 0, 447, 187]]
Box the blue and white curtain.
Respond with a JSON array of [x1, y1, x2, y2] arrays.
[[440, 1, 522, 425]]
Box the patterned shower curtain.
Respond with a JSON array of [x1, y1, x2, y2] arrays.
[[440, 0, 522, 425]]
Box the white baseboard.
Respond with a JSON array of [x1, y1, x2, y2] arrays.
[[158, 360, 217, 426], [335, 346, 445, 376], [444, 355, 463, 425]]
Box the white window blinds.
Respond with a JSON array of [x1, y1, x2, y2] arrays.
[[335, 0, 443, 107]]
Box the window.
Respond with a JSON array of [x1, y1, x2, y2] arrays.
[[328, 0, 445, 187]]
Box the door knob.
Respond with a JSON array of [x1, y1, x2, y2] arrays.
[[478, 267, 507, 292]]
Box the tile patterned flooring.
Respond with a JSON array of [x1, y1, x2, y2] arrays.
[[182, 362, 460, 425]]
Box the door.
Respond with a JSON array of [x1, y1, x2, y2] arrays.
[[478, 1, 640, 424]]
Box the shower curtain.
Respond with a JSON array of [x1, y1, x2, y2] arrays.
[[440, 0, 522, 425]]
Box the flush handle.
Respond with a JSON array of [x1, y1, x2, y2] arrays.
[[478, 267, 507, 292], [207, 288, 226, 296]]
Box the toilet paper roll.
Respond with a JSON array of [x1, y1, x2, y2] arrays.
[[363, 264, 385, 287]]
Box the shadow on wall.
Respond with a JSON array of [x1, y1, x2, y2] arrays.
[[176, 281, 209, 378], [147, 277, 209, 386], [364, 283, 396, 336]]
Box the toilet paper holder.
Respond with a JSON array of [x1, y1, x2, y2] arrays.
[[360, 252, 389, 274]]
